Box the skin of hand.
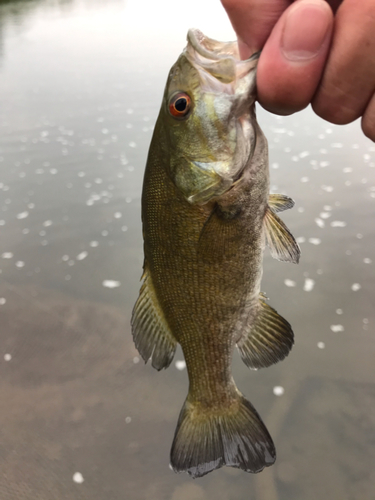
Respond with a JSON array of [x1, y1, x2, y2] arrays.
[[221, 0, 375, 142]]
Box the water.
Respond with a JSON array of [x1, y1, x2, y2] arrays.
[[0, 1, 374, 499]]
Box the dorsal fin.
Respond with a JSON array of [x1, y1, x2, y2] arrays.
[[131, 263, 177, 370]]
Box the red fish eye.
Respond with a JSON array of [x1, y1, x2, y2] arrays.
[[168, 92, 191, 118]]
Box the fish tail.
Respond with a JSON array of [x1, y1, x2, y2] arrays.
[[170, 392, 275, 478]]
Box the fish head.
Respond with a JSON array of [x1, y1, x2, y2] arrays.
[[161, 28, 259, 205]]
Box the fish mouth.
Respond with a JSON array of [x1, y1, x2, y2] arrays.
[[186, 28, 260, 85]]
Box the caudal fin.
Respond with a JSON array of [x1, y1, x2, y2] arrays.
[[170, 394, 275, 478]]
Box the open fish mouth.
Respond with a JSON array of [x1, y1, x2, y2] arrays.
[[186, 28, 260, 85]]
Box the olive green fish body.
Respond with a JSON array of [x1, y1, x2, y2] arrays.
[[132, 29, 300, 478]]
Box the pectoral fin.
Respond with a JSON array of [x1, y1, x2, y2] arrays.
[[268, 194, 295, 213], [264, 207, 300, 263], [237, 296, 294, 370], [131, 264, 177, 370]]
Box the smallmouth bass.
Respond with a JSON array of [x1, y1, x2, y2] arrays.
[[131, 29, 300, 478]]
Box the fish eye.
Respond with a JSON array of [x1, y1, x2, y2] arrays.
[[168, 92, 191, 119]]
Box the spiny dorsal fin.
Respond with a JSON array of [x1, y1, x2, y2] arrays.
[[131, 263, 177, 371], [237, 296, 294, 370], [264, 206, 300, 263], [170, 393, 275, 478], [269, 193, 295, 213]]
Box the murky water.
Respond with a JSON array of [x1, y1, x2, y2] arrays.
[[0, 1, 374, 499]]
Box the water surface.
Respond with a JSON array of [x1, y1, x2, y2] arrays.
[[0, 1, 374, 499]]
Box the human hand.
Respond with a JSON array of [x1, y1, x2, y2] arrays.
[[221, 0, 375, 142]]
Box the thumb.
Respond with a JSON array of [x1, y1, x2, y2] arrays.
[[257, 0, 334, 115], [221, 0, 290, 58]]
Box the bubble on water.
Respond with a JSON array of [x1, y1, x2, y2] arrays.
[[65, 275, 71, 281], [175, 360, 186, 370], [299, 151, 310, 158], [323, 205, 332, 211], [43, 220, 52, 227], [345, 181, 351, 186], [15, 261, 25, 268], [39, 231, 46, 237], [121, 226, 128, 232], [0, 220, 5, 226], [336, 309, 343, 315], [0, 298, 6, 305], [101, 128, 109, 134], [125, 416, 132, 424], [296, 236, 305, 244], [62, 255, 69, 262], [297, 207, 305, 213], [127, 108, 134, 114], [315, 218, 325, 228], [50, 168, 58, 174], [301, 177, 309, 183], [68, 260, 75, 266], [319, 149, 327, 154], [4, 353, 11, 361], [114, 212, 122, 219], [343, 167, 352, 173], [76, 251, 88, 261], [351, 283, 361, 291], [291, 155, 299, 162], [72, 472, 84, 484], [321, 185, 333, 193], [364, 258, 372, 264], [17, 211, 29, 220], [356, 233, 363, 239], [102, 280, 121, 288], [90, 241, 98, 248], [330, 325, 344, 332], [284, 279, 296, 287], [1, 252, 13, 259], [330, 221, 347, 228], [273, 386, 284, 396], [308, 238, 321, 245], [95, 178, 102, 184], [303, 279, 315, 292], [331, 142, 343, 148], [363, 318, 369, 324], [317, 342, 325, 349], [271, 162, 279, 169], [129, 142, 137, 148], [101, 230, 109, 237], [320, 161, 330, 168], [133, 356, 140, 364], [318, 134, 325, 139], [320, 212, 331, 219]]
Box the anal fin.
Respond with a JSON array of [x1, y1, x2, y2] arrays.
[[264, 206, 300, 263], [237, 296, 294, 370], [131, 264, 177, 370]]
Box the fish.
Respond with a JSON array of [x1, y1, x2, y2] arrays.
[[131, 28, 300, 478]]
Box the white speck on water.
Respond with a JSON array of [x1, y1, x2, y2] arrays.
[[102, 280, 121, 288], [76, 251, 88, 261], [129, 142, 136, 148], [0, 220, 5, 226], [43, 220, 52, 227], [127, 108, 134, 114], [297, 207, 305, 213], [65, 275, 71, 281], [291, 155, 299, 162], [308, 238, 321, 245], [133, 356, 140, 364], [296, 236, 305, 243], [318, 134, 325, 139], [319, 149, 327, 154], [50, 168, 58, 174], [320, 214, 331, 222], [125, 416, 132, 424], [4, 353, 12, 361], [125, 197, 132, 203], [0, 298, 6, 305], [94, 178, 102, 184], [68, 260, 75, 266], [343, 167, 352, 173], [331, 221, 347, 228], [121, 225, 128, 232], [356, 233, 363, 239], [101, 128, 109, 134], [325, 128, 333, 134], [284, 279, 296, 287], [317, 269, 323, 275], [336, 309, 343, 315], [315, 218, 325, 228], [364, 258, 372, 264], [321, 185, 334, 193], [323, 205, 332, 211], [17, 211, 29, 220], [303, 279, 315, 292], [271, 162, 279, 169], [352, 143, 359, 149], [320, 161, 330, 168], [351, 283, 361, 291], [363, 318, 369, 324], [73, 472, 84, 484], [62, 255, 69, 262], [301, 177, 309, 183], [273, 386, 284, 396], [39, 231, 46, 237], [101, 230, 108, 237], [175, 360, 186, 370], [90, 241, 99, 248], [299, 151, 310, 158], [345, 181, 351, 186], [317, 342, 325, 349], [331, 142, 343, 148], [114, 212, 122, 219], [15, 261, 25, 268], [330, 325, 344, 332], [1, 252, 13, 259]]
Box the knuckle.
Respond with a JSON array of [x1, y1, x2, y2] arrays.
[[312, 82, 363, 125]]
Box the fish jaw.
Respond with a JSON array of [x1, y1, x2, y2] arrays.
[[162, 29, 259, 205]]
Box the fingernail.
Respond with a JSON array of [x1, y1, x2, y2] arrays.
[[282, 1, 331, 61]]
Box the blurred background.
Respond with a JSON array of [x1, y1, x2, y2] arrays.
[[0, 0, 374, 499]]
